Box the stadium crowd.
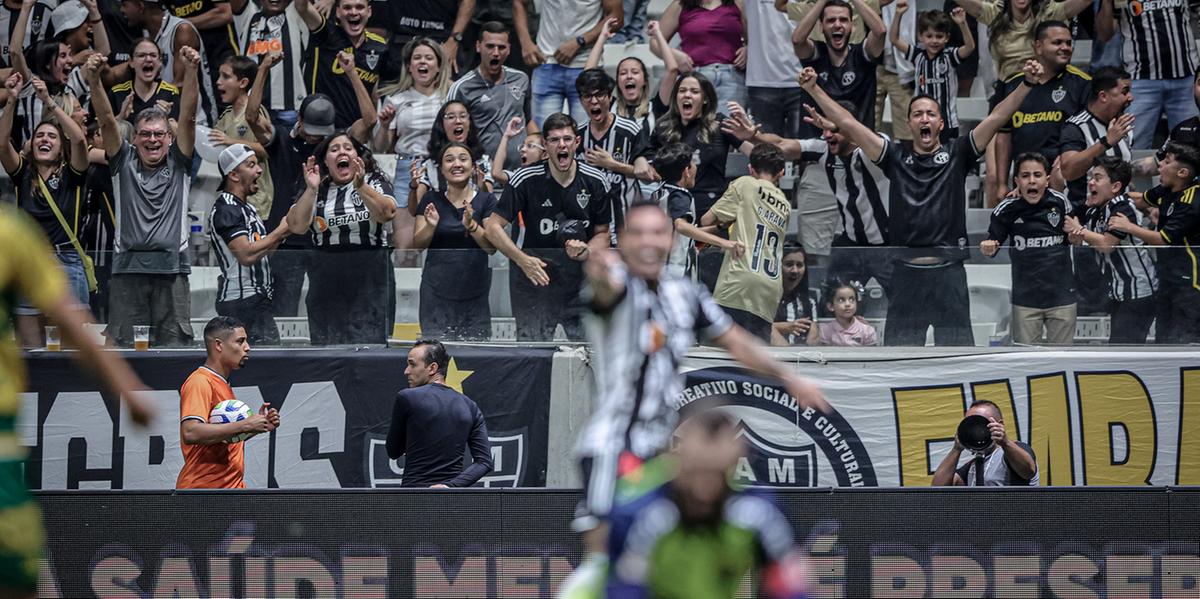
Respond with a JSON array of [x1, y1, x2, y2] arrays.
[[2, 0, 1199, 348]]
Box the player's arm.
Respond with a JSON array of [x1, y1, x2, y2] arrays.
[[180, 409, 274, 445], [245, 52, 279, 146], [797, 67, 886, 161], [853, 0, 887, 58], [176, 45, 201, 158], [971, 60, 1042, 151], [790, 0, 824, 60], [583, 246, 628, 309], [932, 439, 966, 485], [442, 405, 494, 487], [342, 51, 379, 145], [713, 324, 831, 414]]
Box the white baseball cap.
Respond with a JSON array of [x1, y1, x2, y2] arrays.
[[218, 144, 256, 177], [51, 1, 89, 36]]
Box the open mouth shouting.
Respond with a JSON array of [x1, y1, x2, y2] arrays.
[[334, 155, 353, 180], [829, 29, 847, 47], [679, 97, 697, 120], [621, 79, 638, 99], [918, 124, 935, 145], [342, 13, 365, 36], [450, 124, 466, 141], [554, 146, 572, 170]]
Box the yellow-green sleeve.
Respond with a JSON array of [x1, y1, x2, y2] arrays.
[[977, 0, 1004, 26], [0, 209, 67, 312]]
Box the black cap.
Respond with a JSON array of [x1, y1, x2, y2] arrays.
[[298, 93, 336, 137]]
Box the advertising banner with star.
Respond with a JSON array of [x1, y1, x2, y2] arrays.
[[19, 346, 555, 489]]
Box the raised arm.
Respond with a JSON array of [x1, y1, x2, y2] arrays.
[[582, 245, 628, 312], [797, 67, 885, 161], [649, 3, 695, 74], [79, 0, 111, 57], [176, 45, 201, 158], [970, 60, 1042, 151], [648, 21, 680, 106], [286, 157, 322, 234], [712, 324, 830, 414], [294, 0, 324, 30], [340, 51, 378, 144], [0, 73, 22, 174], [33, 78, 88, 172], [584, 17, 618, 69], [84, 54, 122, 158], [1097, 0, 1116, 42], [951, 7, 975, 59], [245, 51, 279, 146], [184, 1, 233, 29], [853, 0, 887, 58], [950, 0, 985, 19], [171, 23, 203, 84], [889, 0, 912, 58], [9, 0, 35, 80], [373, 101, 397, 153], [791, 0, 826, 60]]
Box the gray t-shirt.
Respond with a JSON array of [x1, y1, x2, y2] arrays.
[[955, 441, 1039, 486], [448, 67, 530, 171], [535, 0, 602, 69], [111, 140, 193, 275]]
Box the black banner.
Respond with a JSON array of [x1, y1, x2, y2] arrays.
[[34, 488, 1200, 598], [22, 346, 554, 489]]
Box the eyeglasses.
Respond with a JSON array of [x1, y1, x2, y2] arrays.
[[581, 92, 611, 101], [136, 130, 169, 140]]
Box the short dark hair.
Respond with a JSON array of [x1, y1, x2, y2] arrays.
[[969, 400, 1002, 421], [1093, 155, 1132, 193], [749, 142, 786, 177], [575, 68, 615, 98], [204, 316, 244, 344], [1089, 66, 1132, 101], [479, 20, 509, 36], [1164, 141, 1200, 178], [1014, 151, 1050, 174], [223, 55, 258, 89], [412, 338, 450, 375], [133, 106, 170, 130], [1034, 20, 1070, 41], [907, 94, 942, 117], [917, 10, 951, 35], [541, 112, 577, 136], [653, 142, 694, 185], [820, 0, 852, 19]]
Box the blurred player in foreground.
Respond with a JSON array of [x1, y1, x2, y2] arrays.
[[566, 202, 828, 594], [176, 316, 279, 489], [605, 410, 810, 598], [0, 206, 155, 598]]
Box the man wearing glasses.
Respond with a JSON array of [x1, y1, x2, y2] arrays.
[[85, 47, 201, 348]]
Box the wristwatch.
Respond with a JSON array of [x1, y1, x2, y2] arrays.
[[1099, 137, 1113, 149], [451, 31, 463, 43], [575, 35, 587, 47]]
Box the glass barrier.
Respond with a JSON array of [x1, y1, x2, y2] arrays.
[[16, 244, 1196, 349]]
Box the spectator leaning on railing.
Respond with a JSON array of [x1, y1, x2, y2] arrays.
[[87, 48, 200, 348]]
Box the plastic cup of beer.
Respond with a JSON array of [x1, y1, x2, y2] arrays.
[[45, 326, 60, 352], [133, 326, 150, 351]]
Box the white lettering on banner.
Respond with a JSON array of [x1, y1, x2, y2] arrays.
[[273, 382, 346, 487], [42, 392, 114, 489]]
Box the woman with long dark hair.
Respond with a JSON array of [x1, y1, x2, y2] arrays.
[[286, 131, 398, 345], [0, 72, 91, 347], [406, 99, 493, 217], [772, 244, 820, 346], [412, 142, 498, 341]]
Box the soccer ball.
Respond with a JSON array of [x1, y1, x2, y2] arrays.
[[209, 399, 253, 443]]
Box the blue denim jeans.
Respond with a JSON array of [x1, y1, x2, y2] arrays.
[[695, 63, 747, 113], [532, 64, 587, 128], [17, 249, 89, 314], [392, 156, 415, 208], [1090, 0, 1124, 69], [1130, 77, 1200, 149], [609, 0, 649, 43]]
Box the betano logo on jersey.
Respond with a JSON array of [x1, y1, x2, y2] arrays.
[[676, 366, 876, 488], [1130, 0, 1186, 15], [1013, 234, 1064, 250], [1010, 110, 1065, 128]]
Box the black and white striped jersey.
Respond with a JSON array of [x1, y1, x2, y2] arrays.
[[309, 172, 395, 248], [209, 191, 272, 301], [1117, 0, 1198, 80], [0, 0, 52, 68], [797, 138, 889, 246], [1082, 194, 1158, 301], [577, 262, 733, 466], [235, 4, 310, 112], [576, 115, 651, 236], [1060, 109, 1133, 208]]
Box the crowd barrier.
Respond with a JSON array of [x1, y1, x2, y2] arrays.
[[33, 487, 1200, 598], [18, 346, 1200, 490]]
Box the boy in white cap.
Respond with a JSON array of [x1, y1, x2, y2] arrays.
[[208, 143, 291, 344]]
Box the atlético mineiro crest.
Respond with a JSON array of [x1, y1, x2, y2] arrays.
[[364, 49, 379, 70], [510, 83, 523, 98], [1051, 87, 1066, 103], [576, 190, 590, 209], [1048, 209, 1061, 228]]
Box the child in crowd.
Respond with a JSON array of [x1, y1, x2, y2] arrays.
[[890, 1, 975, 141], [648, 143, 743, 278], [1064, 156, 1158, 344], [808, 279, 878, 346], [491, 116, 546, 186]]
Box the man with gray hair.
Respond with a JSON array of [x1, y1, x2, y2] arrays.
[[85, 46, 199, 347]]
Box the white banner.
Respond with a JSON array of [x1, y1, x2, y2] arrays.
[[679, 350, 1200, 487]]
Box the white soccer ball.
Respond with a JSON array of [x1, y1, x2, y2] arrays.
[[209, 399, 253, 443]]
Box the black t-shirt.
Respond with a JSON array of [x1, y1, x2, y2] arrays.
[[265, 127, 318, 248], [801, 41, 881, 127], [495, 161, 615, 249], [305, 17, 389, 128], [997, 67, 1091, 168], [82, 161, 114, 259], [165, 0, 236, 60], [1144, 183, 1200, 290], [107, 80, 182, 121], [11, 159, 88, 246], [100, 0, 137, 63], [1167, 116, 1200, 150], [987, 190, 1075, 308], [369, 0, 459, 40], [385, 382, 493, 488], [416, 189, 497, 300], [874, 134, 980, 260], [649, 98, 740, 214]]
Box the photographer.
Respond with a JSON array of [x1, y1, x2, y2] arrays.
[[932, 400, 1039, 486]]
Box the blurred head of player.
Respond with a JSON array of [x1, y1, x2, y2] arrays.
[[619, 203, 674, 282], [672, 410, 744, 524], [405, 338, 450, 387], [203, 316, 249, 372]]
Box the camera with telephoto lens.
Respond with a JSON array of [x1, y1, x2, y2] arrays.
[[957, 414, 993, 455]]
